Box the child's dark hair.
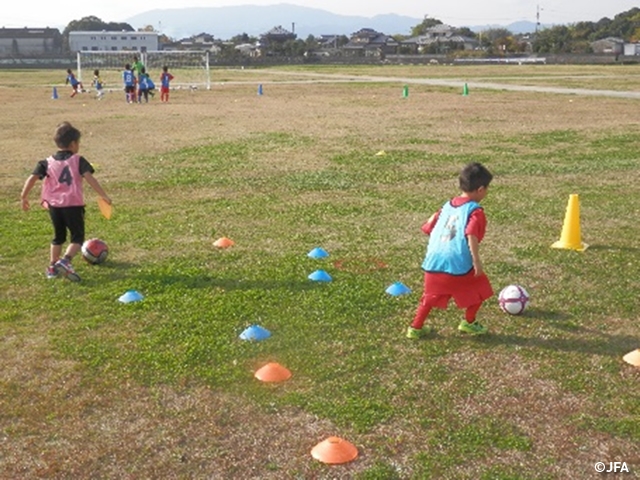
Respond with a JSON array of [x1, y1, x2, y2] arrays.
[[66, 68, 72, 74], [94, 69, 99, 76], [54, 122, 81, 149], [459, 162, 493, 192], [125, 63, 131, 70], [141, 67, 146, 74], [162, 65, 168, 72]]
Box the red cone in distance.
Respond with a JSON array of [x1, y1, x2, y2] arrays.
[[311, 436, 358, 464]]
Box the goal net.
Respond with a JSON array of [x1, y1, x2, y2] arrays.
[[77, 51, 211, 90]]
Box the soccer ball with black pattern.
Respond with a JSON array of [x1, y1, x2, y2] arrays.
[[498, 285, 530, 315], [81, 238, 109, 265]]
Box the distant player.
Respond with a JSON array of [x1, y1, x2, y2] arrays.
[[137, 67, 152, 103], [93, 69, 105, 100], [132, 55, 145, 77], [65, 69, 84, 98], [146, 72, 156, 98], [160, 66, 174, 102], [122, 64, 136, 103]]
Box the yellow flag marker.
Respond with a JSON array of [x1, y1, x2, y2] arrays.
[[97, 198, 112, 220]]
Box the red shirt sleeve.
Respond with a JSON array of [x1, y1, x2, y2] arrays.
[[421, 210, 440, 235], [465, 207, 487, 242]]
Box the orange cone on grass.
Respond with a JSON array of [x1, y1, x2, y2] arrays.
[[311, 436, 358, 464], [254, 362, 292, 382], [214, 237, 235, 248], [551, 194, 588, 252]]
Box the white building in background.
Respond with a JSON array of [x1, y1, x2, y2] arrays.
[[69, 31, 158, 52], [624, 43, 640, 55]]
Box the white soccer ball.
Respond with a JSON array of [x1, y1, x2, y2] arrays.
[[498, 285, 530, 315]]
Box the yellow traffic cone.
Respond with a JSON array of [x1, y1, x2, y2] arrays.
[[551, 194, 588, 251]]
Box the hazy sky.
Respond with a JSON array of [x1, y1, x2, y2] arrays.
[[2, 0, 638, 29]]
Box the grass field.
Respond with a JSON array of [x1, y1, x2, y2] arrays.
[[1, 64, 639, 479]]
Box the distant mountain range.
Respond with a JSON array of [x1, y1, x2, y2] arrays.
[[126, 3, 543, 40]]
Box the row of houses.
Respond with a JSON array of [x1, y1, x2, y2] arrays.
[[186, 25, 480, 57], [179, 25, 480, 57], [341, 25, 479, 56], [1, 24, 639, 58]]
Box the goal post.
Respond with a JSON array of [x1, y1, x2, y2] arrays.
[[77, 50, 211, 90]]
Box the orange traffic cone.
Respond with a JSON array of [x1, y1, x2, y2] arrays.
[[551, 194, 588, 251], [311, 436, 358, 464], [213, 237, 235, 248], [254, 362, 292, 382], [623, 349, 640, 367]]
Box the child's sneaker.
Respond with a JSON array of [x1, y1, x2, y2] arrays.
[[46, 265, 58, 279], [458, 320, 488, 335], [54, 258, 81, 282], [406, 326, 431, 339]]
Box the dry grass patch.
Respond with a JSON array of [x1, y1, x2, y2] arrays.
[[0, 337, 377, 478]]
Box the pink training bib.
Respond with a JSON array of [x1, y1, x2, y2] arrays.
[[41, 154, 85, 207]]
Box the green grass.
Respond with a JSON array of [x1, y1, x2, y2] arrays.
[[2, 69, 640, 477]]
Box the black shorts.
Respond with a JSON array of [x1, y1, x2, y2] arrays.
[[125, 85, 136, 93], [49, 206, 85, 245]]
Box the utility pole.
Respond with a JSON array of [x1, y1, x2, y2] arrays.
[[535, 5, 541, 36]]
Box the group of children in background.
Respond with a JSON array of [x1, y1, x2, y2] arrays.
[[122, 55, 174, 104], [65, 55, 174, 103]]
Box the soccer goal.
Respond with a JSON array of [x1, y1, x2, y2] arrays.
[[77, 51, 211, 90]]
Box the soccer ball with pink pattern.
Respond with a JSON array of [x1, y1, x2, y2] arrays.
[[498, 285, 530, 315]]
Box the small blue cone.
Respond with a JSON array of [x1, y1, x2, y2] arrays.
[[52, 87, 58, 100], [307, 247, 329, 259], [257, 84, 263, 96], [385, 282, 411, 296], [308, 270, 332, 282], [239, 324, 271, 341], [119, 290, 144, 303]]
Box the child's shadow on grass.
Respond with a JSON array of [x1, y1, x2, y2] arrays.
[[81, 260, 138, 283], [522, 308, 580, 332], [479, 329, 639, 357], [523, 308, 570, 321], [135, 272, 319, 293], [90, 261, 320, 292]]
